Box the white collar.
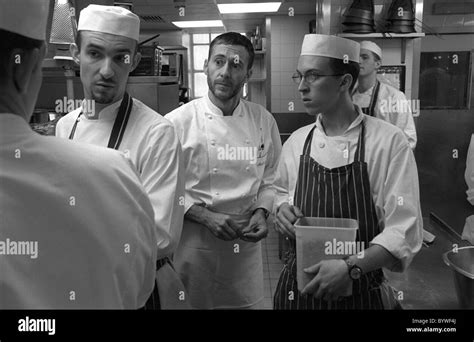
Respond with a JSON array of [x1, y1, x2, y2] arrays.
[[315, 106, 365, 137], [82, 98, 122, 121], [204, 92, 243, 117]]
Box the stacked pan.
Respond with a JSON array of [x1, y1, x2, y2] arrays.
[[385, 0, 416, 33], [342, 0, 375, 33]]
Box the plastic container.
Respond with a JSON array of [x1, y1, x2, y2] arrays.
[[295, 217, 359, 292], [442, 246, 474, 309]]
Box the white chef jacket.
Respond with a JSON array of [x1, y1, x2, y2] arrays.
[[166, 93, 282, 215], [0, 113, 157, 309], [165, 93, 281, 309], [274, 108, 423, 272], [56, 98, 184, 259], [353, 81, 417, 149]]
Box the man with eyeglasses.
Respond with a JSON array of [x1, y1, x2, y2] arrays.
[[272, 34, 422, 310]]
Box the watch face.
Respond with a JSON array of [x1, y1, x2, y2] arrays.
[[350, 266, 362, 280]]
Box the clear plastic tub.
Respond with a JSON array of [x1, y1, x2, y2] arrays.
[[295, 217, 359, 292]]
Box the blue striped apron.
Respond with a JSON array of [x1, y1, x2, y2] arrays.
[[274, 119, 385, 310]]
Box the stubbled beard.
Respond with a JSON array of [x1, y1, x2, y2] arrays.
[[91, 89, 115, 104], [208, 78, 243, 101]]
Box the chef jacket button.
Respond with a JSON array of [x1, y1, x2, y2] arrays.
[[215, 192, 220, 196], [245, 166, 250, 172], [213, 167, 218, 173], [210, 140, 216, 146], [208, 115, 212, 120], [245, 139, 250, 144], [319, 142, 325, 148]]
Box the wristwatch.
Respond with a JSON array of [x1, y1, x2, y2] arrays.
[[343, 256, 362, 280]]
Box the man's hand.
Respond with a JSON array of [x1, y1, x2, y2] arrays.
[[274, 203, 303, 239], [301, 259, 352, 301], [240, 208, 268, 243], [202, 210, 242, 241]]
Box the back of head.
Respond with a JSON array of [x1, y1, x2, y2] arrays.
[[0, 0, 49, 119], [209, 32, 255, 70]]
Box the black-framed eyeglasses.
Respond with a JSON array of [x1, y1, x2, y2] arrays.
[[292, 71, 344, 84]]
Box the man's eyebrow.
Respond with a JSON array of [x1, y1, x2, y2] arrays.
[[296, 68, 323, 73], [84, 44, 132, 54]]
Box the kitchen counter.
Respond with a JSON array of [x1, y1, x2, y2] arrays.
[[385, 217, 471, 310]]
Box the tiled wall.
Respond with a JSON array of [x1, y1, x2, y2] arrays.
[[270, 15, 314, 114]]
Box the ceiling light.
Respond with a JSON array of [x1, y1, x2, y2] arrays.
[[217, 2, 281, 14], [172, 20, 224, 28]]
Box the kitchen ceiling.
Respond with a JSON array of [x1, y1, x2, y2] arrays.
[[131, 0, 317, 33]]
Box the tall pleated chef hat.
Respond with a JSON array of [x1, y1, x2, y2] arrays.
[[0, 0, 49, 40], [360, 41, 382, 60], [78, 5, 140, 41], [300, 34, 360, 63]]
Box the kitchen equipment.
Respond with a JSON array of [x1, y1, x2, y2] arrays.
[[295, 217, 359, 292], [130, 34, 163, 76], [442, 246, 474, 309]]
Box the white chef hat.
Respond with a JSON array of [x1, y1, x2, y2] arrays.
[[300, 34, 360, 63], [78, 5, 140, 41], [0, 0, 49, 40], [360, 41, 382, 60]]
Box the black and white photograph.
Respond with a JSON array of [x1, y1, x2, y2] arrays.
[[0, 0, 473, 339]]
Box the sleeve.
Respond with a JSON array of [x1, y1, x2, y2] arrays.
[[465, 134, 474, 205], [253, 116, 282, 213], [387, 89, 417, 150], [140, 122, 185, 259], [370, 144, 423, 272], [273, 138, 294, 214], [112, 154, 158, 309]]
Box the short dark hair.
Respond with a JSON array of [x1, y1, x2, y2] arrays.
[[328, 58, 360, 91], [208, 32, 255, 70], [0, 29, 44, 80]]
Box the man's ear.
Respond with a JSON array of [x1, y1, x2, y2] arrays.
[[203, 59, 209, 75], [11, 48, 38, 94], [130, 51, 141, 72], [70, 43, 80, 65], [374, 58, 382, 70], [340, 74, 353, 92], [245, 68, 253, 82]]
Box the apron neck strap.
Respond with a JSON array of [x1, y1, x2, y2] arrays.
[[367, 80, 380, 117], [303, 125, 317, 156], [107, 92, 133, 150], [68, 93, 133, 151], [354, 119, 366, 162]]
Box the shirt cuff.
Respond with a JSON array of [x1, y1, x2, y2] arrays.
[[370, 224, 422, 272], [254, 188, 274, 214]]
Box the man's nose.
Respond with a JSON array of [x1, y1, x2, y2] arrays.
[[220, 61, 231, 78], [298, 78, 309, 92], [99, 57, 115, 79]]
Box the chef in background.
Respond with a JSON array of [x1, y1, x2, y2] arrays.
[[0, 0, 157, 309], [55, 5, 185, 309], [273, 34, 422, 309], [166, 32, 282, 309], [352, 41, 417, 149]]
